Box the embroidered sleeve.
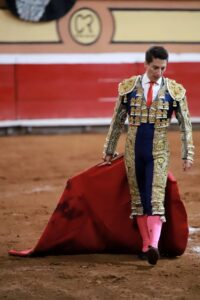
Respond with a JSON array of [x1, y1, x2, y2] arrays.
[[175, 96, 195, 161], [103, 95, 127, 156]]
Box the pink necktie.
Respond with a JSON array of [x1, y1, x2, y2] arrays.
[[146, 82, 154, 107]]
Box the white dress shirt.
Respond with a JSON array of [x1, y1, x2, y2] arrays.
[[142, 73, 162, 102]]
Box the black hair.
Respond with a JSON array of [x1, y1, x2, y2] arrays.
[[145, 46, 169, 63]]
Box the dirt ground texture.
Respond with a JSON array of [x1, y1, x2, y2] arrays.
[[0, 130, 200, 300]]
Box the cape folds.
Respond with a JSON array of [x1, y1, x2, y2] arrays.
[[9, 156, 188, 257]]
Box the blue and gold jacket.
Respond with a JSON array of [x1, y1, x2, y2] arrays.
[[104, 75, 194, 162]]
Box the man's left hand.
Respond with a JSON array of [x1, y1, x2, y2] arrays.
[[183, 159, 193, 171]]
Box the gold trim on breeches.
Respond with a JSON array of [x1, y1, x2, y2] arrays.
[[152, 129, 170, 215]]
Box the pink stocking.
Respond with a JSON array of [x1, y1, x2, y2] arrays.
[[136, 215, 150, 252], [147, 216, 163, 248]]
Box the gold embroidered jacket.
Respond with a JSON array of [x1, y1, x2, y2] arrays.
[[104, 75, 194, 162]]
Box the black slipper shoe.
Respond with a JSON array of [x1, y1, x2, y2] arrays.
[[138, 251, 148, 260], [147, 246, 160, 265]]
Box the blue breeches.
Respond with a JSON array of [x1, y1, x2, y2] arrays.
[[135, 123, 154, 215]]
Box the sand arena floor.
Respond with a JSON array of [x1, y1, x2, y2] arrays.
[[0, 130, 200, 300]]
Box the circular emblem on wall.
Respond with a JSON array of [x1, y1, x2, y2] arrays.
[[69, 8, 101, 45]]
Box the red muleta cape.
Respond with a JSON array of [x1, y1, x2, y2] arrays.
[[9, 155, 188, 257]]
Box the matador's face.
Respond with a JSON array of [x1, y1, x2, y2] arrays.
[[145, 58, 167, 83]]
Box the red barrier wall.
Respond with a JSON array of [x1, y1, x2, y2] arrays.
[[0, 65, 16, 120], [0, 62, 199, 121]]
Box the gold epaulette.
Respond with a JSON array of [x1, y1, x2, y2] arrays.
[[166, 78, 186, 101], [118, 76, 139, 96]]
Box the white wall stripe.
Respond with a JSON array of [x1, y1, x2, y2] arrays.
[[0, 118, 112, 128], [0, 117, 199, 128], [0, 53, 200, 64]]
